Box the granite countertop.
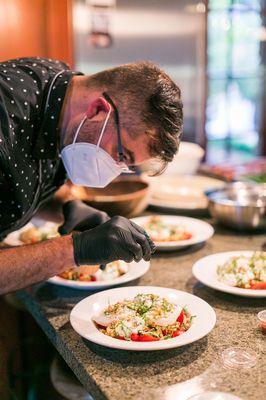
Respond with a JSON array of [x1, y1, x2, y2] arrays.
[[16, 224, 266, 400]]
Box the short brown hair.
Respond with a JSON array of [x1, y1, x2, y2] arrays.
[[88, 61, 183, 173]]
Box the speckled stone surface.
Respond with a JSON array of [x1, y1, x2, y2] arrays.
[[16, 222, 266, 400]]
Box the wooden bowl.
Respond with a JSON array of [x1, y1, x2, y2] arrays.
[[70, 177, 150, 217]]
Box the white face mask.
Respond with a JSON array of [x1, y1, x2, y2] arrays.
[[61, 108, 128, 188]]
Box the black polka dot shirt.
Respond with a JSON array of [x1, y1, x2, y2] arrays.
[[0, 57, 82, 240]]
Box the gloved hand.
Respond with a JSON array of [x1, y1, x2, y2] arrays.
[[59, 200, 110, 235], [72, 215, 156, 265]]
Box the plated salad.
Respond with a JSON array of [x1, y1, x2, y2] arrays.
[[93, 293, 193, 341], [18, 224, 129, 283], [59, 261, 128, 282], [217, 252, 266, 290], [142, 216, 192, 242], [19, 225, 59, 244]]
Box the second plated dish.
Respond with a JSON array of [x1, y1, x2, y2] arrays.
[[131, 215, 214, 251]]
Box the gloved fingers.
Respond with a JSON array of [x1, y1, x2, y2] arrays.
[[58, 221, 75, 235], [75, 216, 102, 231], [130, 220, 147, 236], [59, 201, 81, 234], [120, 250, 135, 264], [62, 199, 81, 214], [129, 224, 153, 261], [75, 212, 110, 231], [144, 232, 156, 254], [130, 221, 155, 253], [124, 242, 143, 263]]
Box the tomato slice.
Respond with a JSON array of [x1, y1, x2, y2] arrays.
[[177, 311, 184, 324], [130, 333, 140, 341], [138, 334, 160, 342], [172, 329, 181, 338], [182, 232, 192, 240], [131, 333, 160, 342], [250, 281, 266, 290], [116, 336, 126, 340]]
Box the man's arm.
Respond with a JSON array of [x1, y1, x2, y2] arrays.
[[0, 235, 78, 294], [0, 216, 155, 295]]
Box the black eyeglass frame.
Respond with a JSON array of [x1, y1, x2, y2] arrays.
[[102, 91, 129, 164]]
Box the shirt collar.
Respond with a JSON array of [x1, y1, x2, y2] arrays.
[[33, 69, 82, 160]]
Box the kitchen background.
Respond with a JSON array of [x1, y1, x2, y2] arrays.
[[0, 1, 265, 399], [0, 0, 265, 163]]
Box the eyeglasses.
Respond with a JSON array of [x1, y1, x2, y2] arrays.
[[102, 92, 135, 174]]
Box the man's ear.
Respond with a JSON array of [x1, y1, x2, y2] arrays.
[[86, 97, 111, 119]]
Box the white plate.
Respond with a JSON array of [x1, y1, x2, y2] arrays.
[[132, 215, 214, 251], [4, 218, 150, 290], [193, 251, 266, 298], [147, 175, 224, 211], [48, 260, 150, 290], [4, 218, 59, 246], [70, 286, 216, 351]]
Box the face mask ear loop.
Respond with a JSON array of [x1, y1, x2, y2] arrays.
[[72, 115, 87, 145], [70, 114, 87, 178], [96, 107, 112, 153]]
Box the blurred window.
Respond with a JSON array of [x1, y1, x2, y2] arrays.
[[206, 0, 265, 162]]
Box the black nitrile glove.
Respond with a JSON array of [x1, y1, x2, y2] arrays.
[[72, 215, 156, 265], [59, 200, 110, 235]]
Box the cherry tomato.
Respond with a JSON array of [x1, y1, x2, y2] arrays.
[[116, 336, 126, 340], [130, 333, 140, 341], [172, 330, 181, 338], [137, 334, 160, 342], [250, 281, 266, 290], [177, 311, 184, 324]]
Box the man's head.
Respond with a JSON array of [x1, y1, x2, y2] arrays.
[[60, 61, 183, 174]]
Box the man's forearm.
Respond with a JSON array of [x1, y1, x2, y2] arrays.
[[0, 235, 75, 294]]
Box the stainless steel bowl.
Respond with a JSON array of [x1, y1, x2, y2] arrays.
[[207, 182, 266, 230]]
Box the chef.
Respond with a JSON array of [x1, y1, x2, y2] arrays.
[[0, 57, 183, 294]]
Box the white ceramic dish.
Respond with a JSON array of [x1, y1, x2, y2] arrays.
[[132, 215, 214, 251], [70, 286, 216, 351], [146, 175, 224, 212], [192, 251, 266, 298], [49, 260, 150, 290], [165, 142, 204, 175], [4, 218, 150, 290], [4, 219, 59, 246]]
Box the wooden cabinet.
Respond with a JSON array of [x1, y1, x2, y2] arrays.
[[0, 0, 73, 67]]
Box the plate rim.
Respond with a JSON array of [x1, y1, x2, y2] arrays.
[[192, 250, 266, 298], [48, 260, 150, 290]]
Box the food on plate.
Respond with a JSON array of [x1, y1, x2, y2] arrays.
[[18, 224, 129, 283], [217, 252, 266, 290], [93, 293, 193, 341], [142, 216, 192, 242], [19, 225, 59, 244], [59, 261, 128, 282]]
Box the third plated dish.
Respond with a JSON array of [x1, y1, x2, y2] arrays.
[[192, 251, 266, 298]]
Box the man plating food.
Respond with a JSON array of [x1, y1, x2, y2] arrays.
[[0, 58, 183, 294]]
